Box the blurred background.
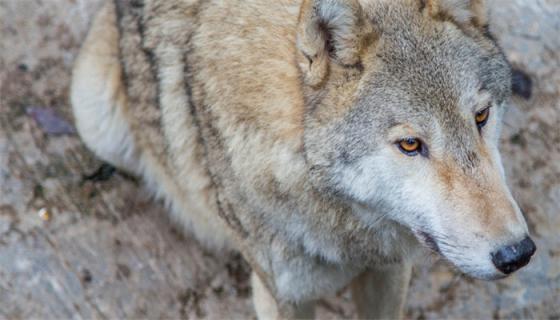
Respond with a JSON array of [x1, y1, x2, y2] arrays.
[[0, 0, 558, 318]]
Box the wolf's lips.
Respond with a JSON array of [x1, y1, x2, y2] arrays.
[[415, 231, 441, 255]]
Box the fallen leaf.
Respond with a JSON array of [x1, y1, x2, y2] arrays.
[[26, 106, 76, 135]]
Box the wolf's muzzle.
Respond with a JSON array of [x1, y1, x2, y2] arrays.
[[491, 236, 536, 274]]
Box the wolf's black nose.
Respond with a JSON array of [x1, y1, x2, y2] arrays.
[[491, 237, 536, 274]]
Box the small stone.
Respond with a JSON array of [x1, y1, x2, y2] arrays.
[[82, 269, 93, 284], [38, 208, 50, 221]]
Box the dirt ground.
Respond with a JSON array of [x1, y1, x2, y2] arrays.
[[0, 0, 558, 319]]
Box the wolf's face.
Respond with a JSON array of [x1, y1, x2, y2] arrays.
[[298, 0, 535, 279]]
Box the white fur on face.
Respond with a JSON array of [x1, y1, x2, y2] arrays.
[[337, 115, 529, 279]]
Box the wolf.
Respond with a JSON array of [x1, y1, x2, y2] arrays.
[[71, 0, 536, 318]]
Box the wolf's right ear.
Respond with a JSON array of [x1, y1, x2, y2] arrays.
[[423, 0, 488, 29], [296, 0, 373, 87]]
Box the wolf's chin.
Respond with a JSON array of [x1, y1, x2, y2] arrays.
[[446, 257, 509, 281], [460, 268, 509, 281]]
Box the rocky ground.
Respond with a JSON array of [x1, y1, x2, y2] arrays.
[[0, 0, 558, 319]]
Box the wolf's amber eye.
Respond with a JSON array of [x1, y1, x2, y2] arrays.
[[475, 107, 490, 129], [398, 138, 421, 156]]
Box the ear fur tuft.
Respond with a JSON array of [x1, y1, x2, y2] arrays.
[[297, 0, 372, 86], [426, 0, 487, 27]]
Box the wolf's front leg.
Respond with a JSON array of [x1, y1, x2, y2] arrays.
[[251, 272, 315, 320], [350, 263, 412, 319]]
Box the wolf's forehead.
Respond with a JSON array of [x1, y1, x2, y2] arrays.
[[365, 55, 483, 169], [381, 32, 480, 95], [372, 41, 482, 121], [380, 30, 485, 164]]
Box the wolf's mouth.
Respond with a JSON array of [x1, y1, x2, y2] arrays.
[[415, 231, 441, 255]]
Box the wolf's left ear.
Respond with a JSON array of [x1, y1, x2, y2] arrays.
[[424, 0, 487, 28], [296, 0, 374, 87]]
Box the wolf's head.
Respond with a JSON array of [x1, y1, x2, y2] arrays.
[[298, 0, 535, 279]]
